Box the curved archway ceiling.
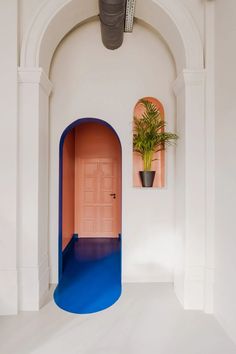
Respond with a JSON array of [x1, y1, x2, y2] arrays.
[[99, 0, 136, 50]]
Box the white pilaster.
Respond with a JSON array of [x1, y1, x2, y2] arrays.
[[173, 69, 206, 309], [18, 68, 52, 310], [204, 0, 215, 314]]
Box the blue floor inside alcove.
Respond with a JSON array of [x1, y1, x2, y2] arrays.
[[54, 238, 121, 314]]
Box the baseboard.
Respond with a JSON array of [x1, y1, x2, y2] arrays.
[[39, 254, 50, 309], [174, 277, 185, 308], [123, 276, 173, 283], [204, 267, 214, 313], [78, 235, 119, 238], [19, 253, 50, 311], [183, 266, 205, 310], [123, 270, 173, 283], [123, 263, 173, 283]]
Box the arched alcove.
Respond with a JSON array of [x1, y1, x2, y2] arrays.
[[20, 0, 203, 74], [133, 97, 165, 188], [18, 0, 208, 313], [49, 19, 176, 287]]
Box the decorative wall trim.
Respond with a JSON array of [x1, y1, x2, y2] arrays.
[[153, 0, 203, 69], [204, 267, 215, 312], [183, 266, 205, 310], [123, 274, 173, 283], [173, 69, 206, 95], [20, 0, 69, 67], [38, 253, 50, 308], [135, 0, 203, 72], [20, 0, 99, 73], [185, 265, 205, 282], [20, 0, 203, 73], [173, 67, 206, 311], [19, 267, 39, 310], [18, 72, 51, 312], [18, 67, 53, 96], [19, 253, 49, 311]]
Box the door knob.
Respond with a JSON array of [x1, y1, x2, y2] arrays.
[[109, 193, 116, 199]]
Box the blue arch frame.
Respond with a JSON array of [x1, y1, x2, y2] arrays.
[[58, 117, 122, 281]]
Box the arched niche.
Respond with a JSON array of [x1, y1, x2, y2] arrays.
[[133, 97, 165, 188]]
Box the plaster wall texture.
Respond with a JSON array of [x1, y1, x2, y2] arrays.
[[214, 0, 236, 344], [0, 0, 18, 315], [49, 19, 176, 283]]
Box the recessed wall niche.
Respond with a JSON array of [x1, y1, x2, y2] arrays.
[[133, 97, 165, 188]]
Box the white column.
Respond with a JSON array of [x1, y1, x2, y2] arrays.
[[18, 68, 52, 310], [173, 70, 206, 309], [0, 0, 18, 315]]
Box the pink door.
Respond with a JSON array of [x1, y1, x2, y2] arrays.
[[77, 158, 119, 237]]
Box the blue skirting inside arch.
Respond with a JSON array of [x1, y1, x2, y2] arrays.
[[54, 237, 121, 314]]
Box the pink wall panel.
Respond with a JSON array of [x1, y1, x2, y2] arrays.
[[133, 97, 165, 188], [62, 130, 75, 250]]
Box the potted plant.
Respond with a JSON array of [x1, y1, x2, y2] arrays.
[[133, 99, 178, 187]]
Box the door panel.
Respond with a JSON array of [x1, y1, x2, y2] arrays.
[[77, 158, 118, 237]]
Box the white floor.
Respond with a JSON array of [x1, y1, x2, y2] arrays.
[[1, 283, 236, 354]]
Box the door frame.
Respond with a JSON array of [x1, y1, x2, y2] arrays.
[[58, 118, 122, 280]]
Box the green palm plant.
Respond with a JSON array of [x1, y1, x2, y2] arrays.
[[133, 99, 178, 171]]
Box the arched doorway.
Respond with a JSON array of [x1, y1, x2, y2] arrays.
[[54, 118, 122, 313]]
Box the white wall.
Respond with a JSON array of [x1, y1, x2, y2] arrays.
[[0, 0, 18, 315], [49, 19, 176, 283], [214, 0, 236, 344]]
